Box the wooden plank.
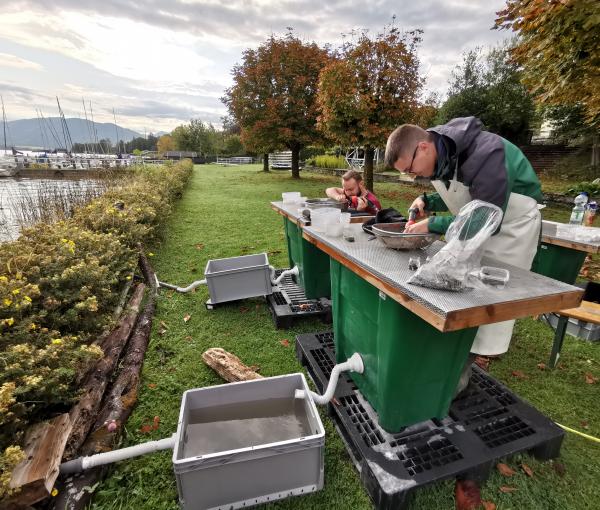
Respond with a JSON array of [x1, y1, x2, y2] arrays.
[[350, 215, 375, 224], [443, 290, 583, 331], [557, 300, 600, 324], [541, 235, 600, 254], [270, 203, 299, 225], [8, 414, 72, 506], [303, 229, 584, 332]]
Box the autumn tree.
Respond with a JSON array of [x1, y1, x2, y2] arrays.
[[222, 31, 331, 177], [496, 0, 600, 163], [317, 25, 423, 190], [156, 134, 175, 154]]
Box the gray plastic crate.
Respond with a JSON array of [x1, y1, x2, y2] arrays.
[[172, 373, 325, 510], [545, 313, 600, 342], [204, 253, 272, 304]]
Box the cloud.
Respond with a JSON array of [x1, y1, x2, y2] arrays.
[[0, 0, 510, 133], [0, 52, 42, 70]]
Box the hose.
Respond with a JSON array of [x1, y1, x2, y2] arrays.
[[295, 353, 364, 405], [157, 279, 207, 293], [60, 434, 177, 475], [270, 266, 299, 285]]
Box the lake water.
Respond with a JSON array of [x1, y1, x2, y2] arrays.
[[0, 177, 103, 242]]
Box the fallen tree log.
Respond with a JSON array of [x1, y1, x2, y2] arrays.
[[52, 295, 156, 510], [63, 284, 145, 460], [202, 348, 263, 382]]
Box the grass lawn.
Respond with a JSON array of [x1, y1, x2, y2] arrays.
[[92, 164, 599, 510]]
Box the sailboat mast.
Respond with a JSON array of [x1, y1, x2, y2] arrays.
[[1, 95, 7, 150]]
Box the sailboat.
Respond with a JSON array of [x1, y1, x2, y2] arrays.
[[0, 96, 18, 177]]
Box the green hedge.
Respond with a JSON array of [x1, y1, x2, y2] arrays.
[[0, 160, 193, 498]]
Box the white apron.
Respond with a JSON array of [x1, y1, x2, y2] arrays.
[[431, 170, 541, 355]]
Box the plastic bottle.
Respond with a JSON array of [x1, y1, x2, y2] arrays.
[[584, 201, 598, 226], [569, 193, 589, 225]]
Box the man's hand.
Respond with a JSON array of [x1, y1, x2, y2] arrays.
[[405, 218, 429, 234], [409, 197, 428, 219], [336, 193, 346, 202], [356, 196, 368, 211]]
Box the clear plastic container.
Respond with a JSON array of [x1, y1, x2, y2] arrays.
[[282, 192, 301, 204], [569, 193, 588, 225], [340, 212, 351, 225], [476, 266, 510, 288], [326, 223, 344, 237], [311, 208, 341, 232]]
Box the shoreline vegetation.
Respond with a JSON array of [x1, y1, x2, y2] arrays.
[[0, 160, 193, 499]]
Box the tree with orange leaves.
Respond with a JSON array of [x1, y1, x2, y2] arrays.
[[317, 24, 423, 190], [222, 31, 331, 177]]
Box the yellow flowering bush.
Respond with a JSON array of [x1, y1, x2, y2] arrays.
[[0, 160, 192, 498]]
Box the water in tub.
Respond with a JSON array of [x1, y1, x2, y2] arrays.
[[183, 398, 312, 457]]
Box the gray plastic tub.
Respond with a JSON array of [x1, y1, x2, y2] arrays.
[[172, 373, 325, 510], [204, 253, 272, 304], [544, 312, 600, 342]]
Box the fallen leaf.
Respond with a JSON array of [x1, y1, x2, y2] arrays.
[[497, 463, 516, 477], [511, 370, 528, 379], [537, 362, 546, 370], [248, 365, 261, 372], [581, 420, 589, 429], [298, 303, 311, 311], [552, 461, 566, 478], [499, 486, 517, 493], [140, 424, 153, 434], [153, 416, 160, 430], [521, 463, 534, 477], [239, 306, 249, 313], [183, 314, 191, 323], [160, 321, 169, 329], [195, 243, 205, 250], [158, 328, 167, 336], [148, 383, 157, 389], [482, 502, 496, 510], [454, 479, 481, 510], [185, 335, 193, 341], [331, 397, 341, 407], [280, 339, 290, 347], [584, 373, 598, 384]]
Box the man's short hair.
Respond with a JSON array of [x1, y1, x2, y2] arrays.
[[384, 124, 432, 168], [342, 169, 363, 182]]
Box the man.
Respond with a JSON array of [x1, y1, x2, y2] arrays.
[[325, 169, 382, 215], [385, 116, 543, 361]]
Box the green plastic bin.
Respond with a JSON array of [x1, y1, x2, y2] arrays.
[[532, 243, 587, 284], [330, 259, 477, 431], [283, 217, 331, 299]]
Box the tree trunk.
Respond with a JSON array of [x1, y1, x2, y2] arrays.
[[202, 348, 263, 382], [364, 146, 375, 191], [262, 153, 269, 172], [291, 146, 300, 179], [63, 284, 145, 460], [52, 297, 156, 510]]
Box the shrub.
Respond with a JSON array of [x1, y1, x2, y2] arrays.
[[0, 160, 193, 498], [310, 155, 348, 169]]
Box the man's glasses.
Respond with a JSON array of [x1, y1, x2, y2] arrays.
[[404, 144, 419, 174]]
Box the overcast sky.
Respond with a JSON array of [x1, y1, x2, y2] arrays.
[[0, 0, 510, 135]]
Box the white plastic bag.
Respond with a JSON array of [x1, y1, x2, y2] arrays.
[[408, 200, 504, 291]]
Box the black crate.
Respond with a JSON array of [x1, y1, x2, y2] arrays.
[[296, 331, 564, 510], [266, 269, 332, 328]]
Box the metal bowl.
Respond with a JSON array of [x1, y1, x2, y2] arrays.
[[304, 198, 348, 211], [371, 222, 440, 250]]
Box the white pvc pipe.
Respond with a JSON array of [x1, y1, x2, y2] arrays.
[[296, 353, 364, 405], [271, 266, 299, 285], [60, 434, 176, 475], [174, 279, 207, 293]]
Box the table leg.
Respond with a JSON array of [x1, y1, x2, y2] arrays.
[[549, 315, 568, 368]]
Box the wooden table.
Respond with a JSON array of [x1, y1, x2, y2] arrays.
[[303, 224, 583, 333]]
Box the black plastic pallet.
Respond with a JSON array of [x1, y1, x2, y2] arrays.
[[296, 331, 564, 510], [266, 269, 332, 329]]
